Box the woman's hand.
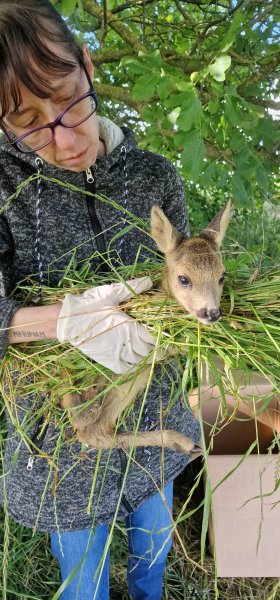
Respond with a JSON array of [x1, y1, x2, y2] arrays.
[[57, 277, 162, 374]]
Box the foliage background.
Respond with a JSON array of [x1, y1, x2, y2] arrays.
[[56, 1, 280, 176], [53, 0, 279, 247]]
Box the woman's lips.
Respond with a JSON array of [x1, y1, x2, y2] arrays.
[[60, 147, 89, 166]]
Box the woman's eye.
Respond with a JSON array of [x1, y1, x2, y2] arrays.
[[178, 275, 191, 287], [61, 95, 74, 104], [24, 118, 37, 130], [219, 273, 226, 284], [22, 98, 73, 130]]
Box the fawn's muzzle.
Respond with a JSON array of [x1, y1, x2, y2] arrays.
[[196, 308, 221, 322]]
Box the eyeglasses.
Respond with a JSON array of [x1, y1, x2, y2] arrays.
[[0, 66, 98, 154]]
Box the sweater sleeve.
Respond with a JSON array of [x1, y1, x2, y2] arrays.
[[0, 215, 22, 362], [162, 158, 190, 238]]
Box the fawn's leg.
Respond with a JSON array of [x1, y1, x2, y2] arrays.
[[114, 429, 194, 453], [77, 425, 194, 454], [63, 367, 152, 445], [74, 368, 194, 454], [61, 376, 108, 429]]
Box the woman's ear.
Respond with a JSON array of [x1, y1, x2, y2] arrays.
[[82, 44, 94, 81]]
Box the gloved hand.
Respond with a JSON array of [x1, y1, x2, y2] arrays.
[[57, 276, 162, 374]]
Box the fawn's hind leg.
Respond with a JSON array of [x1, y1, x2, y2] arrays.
[[61, 376, 107, 430], [76, 423, 194, 454], [61, 367, 152, 446], [114, 429, 194, 453], [73, 368, 152, 447], [72, 367, 194, 454]]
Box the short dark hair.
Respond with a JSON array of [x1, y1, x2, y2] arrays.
[[0, 0, 84, 119]]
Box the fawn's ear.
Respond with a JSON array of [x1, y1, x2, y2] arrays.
[[202, 200, 233, 248], [151, 205, 184, 254]]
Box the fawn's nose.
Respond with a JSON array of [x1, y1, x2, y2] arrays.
[[196, 308, 221, 322]]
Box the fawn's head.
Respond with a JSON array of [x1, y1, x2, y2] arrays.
[[151, 201, 232, 325]]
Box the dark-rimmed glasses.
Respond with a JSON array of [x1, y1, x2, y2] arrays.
[[0, 66, 98, 154]]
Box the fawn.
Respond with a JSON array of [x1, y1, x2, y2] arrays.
[[61, 201, 232, 453]]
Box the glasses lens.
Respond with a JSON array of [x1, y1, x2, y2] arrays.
[[16, 128, 53, 153], [61, 95, 96, 128]]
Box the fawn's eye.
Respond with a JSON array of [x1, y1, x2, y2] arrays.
[[178, 275, 191, 287], [219, 273, 226, 284]]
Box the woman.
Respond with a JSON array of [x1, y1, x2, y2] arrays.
[[0, 1, 201, 598]]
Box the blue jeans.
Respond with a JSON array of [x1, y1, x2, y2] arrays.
[[51, 482, 173, 600]]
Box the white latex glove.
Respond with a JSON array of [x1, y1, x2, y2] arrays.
[[57, 277, 162, 374]]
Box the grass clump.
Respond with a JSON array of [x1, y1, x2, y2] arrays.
[[1, 254, 279, 419]]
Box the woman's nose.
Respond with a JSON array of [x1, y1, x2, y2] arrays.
[[53, 124, 76, 149]]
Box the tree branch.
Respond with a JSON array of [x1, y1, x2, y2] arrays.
[[242, 96, 280, 111], [110, 0, 156, 14], [83, 0, 144, 52], [173, 0, 193, 23], [92, 49, 130, 65], [180, 0, 228, 5], [94, 81, 144, 112]]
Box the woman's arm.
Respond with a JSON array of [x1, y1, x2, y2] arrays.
[[7, 303, 62, 343], [0, 215, 62, 347]]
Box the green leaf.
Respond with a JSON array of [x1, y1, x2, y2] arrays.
[[255, 160, 269, 193], [167, 107, 181, 125], [252, 118, 279, 150], [225, 94, 243, 126], [209, 55, 231, 82], [173, 130, 186, 148], [177, 95, 203, 132], [175, 81, 194, 92], [165, 91, 195, 109], [132, 73, 159, 101], [240, 98, 265, 119], [220, 12, 244, 52], [199, 161, 216, 187], [232, 173, 249, 206], [61, 0, 77, 17], [243, 84, 261, 96], [230, 131, 247, 153], [207, 100, 220, 115], [120, 57, 146, 74], [138, 49, 162, 67], [78, 0, 84, 19], [157, 76, 173, 101], [180, 130, 205, 182]]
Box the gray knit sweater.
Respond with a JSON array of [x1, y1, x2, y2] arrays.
[[0, 121, 201, 532]]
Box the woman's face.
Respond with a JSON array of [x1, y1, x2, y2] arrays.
[[2, 46, 105, 171]]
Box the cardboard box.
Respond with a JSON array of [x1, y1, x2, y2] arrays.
[[188, 363, 280, 577], [207, 454, 280, 577]]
